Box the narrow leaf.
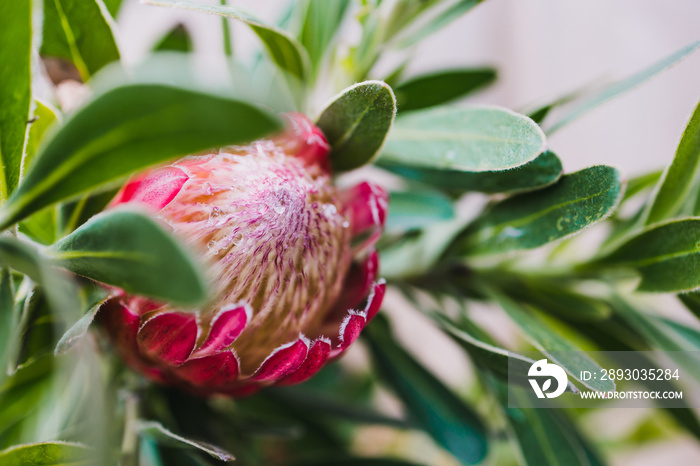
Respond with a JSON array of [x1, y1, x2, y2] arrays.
[[45, 207, 207, 306], [598, 218, 700, 293], [137, 420, 235, 461], [145, 0, 309, 80], [547, 40, 700, 134], [297, 460, 424, 466], [457, 166, 622, 256], [0, 1, 33, 201], [488, 289, 614, 392], [22, 101, 58, 182], [153, 24, 193, 53], [54, 295, 109, 355], [641, 99, 700, 224], [0, 269, 15, 382], [365, 315, 488, 464], [379, 150, 562, 194], [317, 81, 396, 171], [299, 0, 350, 76], [0, 442, 90, 465], [395, 0, 484, 48], [41, 0, 121, 80], [0, 84, 281, 230], [380, 106, 546, 174], [395, 68, 496, 111]]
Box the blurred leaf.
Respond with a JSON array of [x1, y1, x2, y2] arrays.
[[486, 375, 604, 466], [45, 207, 207, 306], [386, 190, 454, 232], [457, 166, 621, 256], [597, 218, 700, 292], [395, 0, 485, 48], [19, 209, 58, 246], [641, 99, 700, 224], [0, 1, 33, 202], [380, 106, 546, 176], [622, 169, 662, 202], [365, 315, 488, 464], [317, 81, 396, 171], [267, 387, 412, 429], [380, 218, 467, 279], [526, 83, 600, 126], [679, 291, 700, 320], [145, 0, 309, 80], [0, 84, 281, 230], [41, 0, 120, 80], [0, 441, 90, 465], [299, 0, 350, 76], [380, 150, 562, 194], [137, 420, 235, 461], [22, 101, 58, 182], [297, 460, 425, 466], [547, 40, 700, 134], [54, 293, 108, 355], [431, 312, 578, 393], [487, 289, 614, 392], [57, 188, 118, 236], [153, 24, 193, 53], [395, 68, 496, 111], [103, 0, 124, 17], [0, 269, 15, 382]]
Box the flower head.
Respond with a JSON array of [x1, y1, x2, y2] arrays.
[[99, 113, 387, 396]]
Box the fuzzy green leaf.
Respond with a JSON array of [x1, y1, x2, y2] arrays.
[[599, 218, 700, 293], [0, 442, 90, 465], [0, 84, 281, 230], [547, 40, 700, 134], [394, 68, 496, 111], [365, 316, 488, 464], [379, 150, 562, 194], [145, 0, 309, 80], [299, 0, 350, 76], [46, 208, 207, 306], [380, 106, 546, 176], [41, 0, 120, 80], [641, 100, 700, 224], [458, 165, 621, 256], [0, 1, 33, 202], [317, 81, 396, 171], [386, 190, 454, 232]]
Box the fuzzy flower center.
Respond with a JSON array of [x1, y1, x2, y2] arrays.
[[157, 142, 353, 371]]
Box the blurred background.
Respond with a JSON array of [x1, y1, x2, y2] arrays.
[[113, 1, 700, 464]]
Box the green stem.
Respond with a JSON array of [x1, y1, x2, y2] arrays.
[[120, 392, 140, 466]]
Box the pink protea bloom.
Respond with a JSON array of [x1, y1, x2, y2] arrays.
[[99, 113, 387, 396]]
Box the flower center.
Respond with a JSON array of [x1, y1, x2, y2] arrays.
[[158, 142, 353, 371]]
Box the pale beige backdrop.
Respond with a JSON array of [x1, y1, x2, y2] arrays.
[[115, 1, 700, 464]]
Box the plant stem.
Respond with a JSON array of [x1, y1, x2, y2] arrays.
[[120, 391, 140, 466]]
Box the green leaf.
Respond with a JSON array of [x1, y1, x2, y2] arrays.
[[488, 289, 614, 392], [0, 269, 15, 383], [54, 293, 109, 355], [457, 166, 622, 256], [0, 84, 282, 230], [380, 106, 546, 175], [299, 0, 350, 76], [137, 420, 235, 461], [622, 169, 662, 202], [394, 68, 497, 111], [316, 81, 396, 171], [641, 100, 700, 224], [45, 207, 207, 306], [379, 150, 562, 194], [485, 375, 602, 466], [0, 1, 33, 202], [41, 0, 121, 80], [296, 460, 425, 466], [365, 316, 488, 464], [386, 190, 454, 232], [394, 0, 485, 48], [547, 40, 700, 134], [153, 24, 193, 53], [145, 0, 309, 80], [57, 188, 118, 236], [18, 208, 58, 246], [0, 442, 90, 465], [679, 291, 700, 321], [597, 218, 700, 293], [102, 0, 124, 17], [22, 101, 58, 182]]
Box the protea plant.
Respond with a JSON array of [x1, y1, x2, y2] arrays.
[[99, 113, 388, 396]]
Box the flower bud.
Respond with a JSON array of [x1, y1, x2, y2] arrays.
[[99, 113, 387, 396]]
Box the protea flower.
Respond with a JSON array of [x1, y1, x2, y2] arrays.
[[98, 113, 387, 396]]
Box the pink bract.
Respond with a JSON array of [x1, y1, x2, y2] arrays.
[[99, 113, 387, 396]]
